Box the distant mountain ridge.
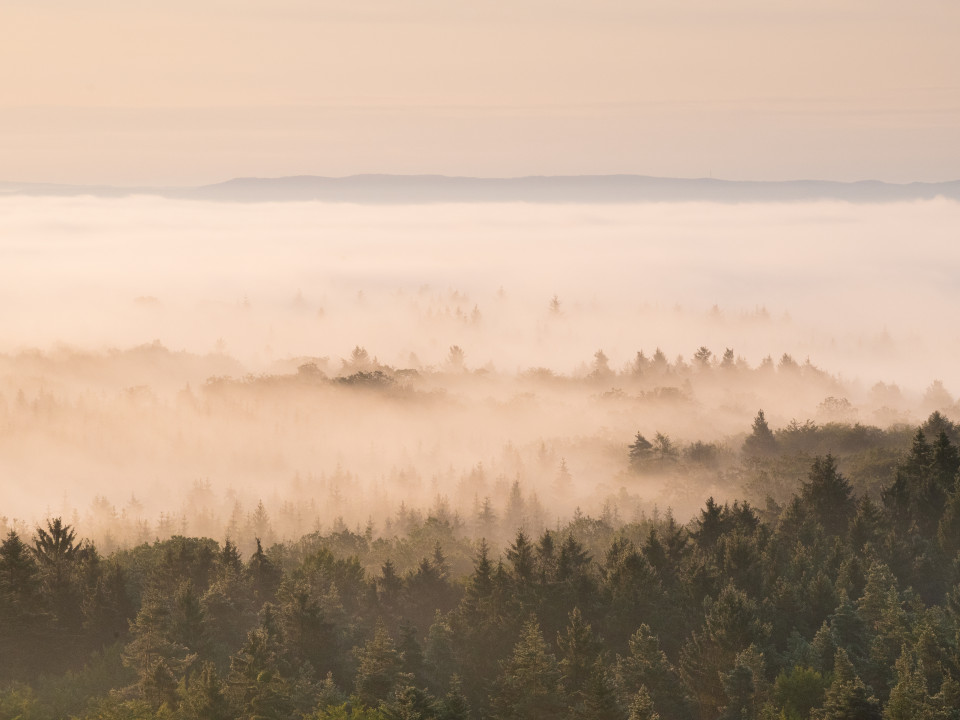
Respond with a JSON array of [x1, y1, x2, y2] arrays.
[[2, 174, 960, 203]]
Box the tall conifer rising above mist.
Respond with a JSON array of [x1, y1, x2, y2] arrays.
[[743, 410, 777, 457]]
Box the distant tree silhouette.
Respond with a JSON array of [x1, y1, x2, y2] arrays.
[[693, 347, 712, 368], [629, 433, 653, 471], [742, 410, 777, 457]]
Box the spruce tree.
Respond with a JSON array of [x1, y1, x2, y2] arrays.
[[180, 662, 232, 720], [819, 649, 881, 720], [354, 620, 403, 707], [742, 410, 777, 457], [629, 433, 654, 471], [628, 687, 660, 720], [800, 455, 855, 537], [490, 618, 566, 720]]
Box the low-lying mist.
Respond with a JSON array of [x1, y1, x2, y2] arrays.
[[2, 196, 959, 549]]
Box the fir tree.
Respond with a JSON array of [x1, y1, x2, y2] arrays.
[[743, 410, 777, 457], [801, 455, 855, 536], [180, 662, 232, 720], [490, 619, 566, 720], [354, 620, 403, 707], [819, 648, 881, 720], [627, 687, 660, 720], [629, 433, 654, 471]]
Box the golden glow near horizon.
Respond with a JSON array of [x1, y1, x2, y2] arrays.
[[2, 0, 959, 185]]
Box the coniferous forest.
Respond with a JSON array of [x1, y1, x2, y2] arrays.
[[3, 410, 960, 719]]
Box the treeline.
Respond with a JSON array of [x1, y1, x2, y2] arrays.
[[625, 411, 960, 512], [3, 419, 960, 718]]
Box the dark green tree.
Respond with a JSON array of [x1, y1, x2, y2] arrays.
[[627, 687, 660, 720], [819, 648, 881, 720], [557, 607, 601, 699], [800, 455, 856, 537], [614, 624, 691, 720], [354, 620, 403, 707], [180, 662, 232, 720], [575, 661, 624, 720], [506, 530, 535, 586], [490, 618, 566, 720], [248, 538, 282, 608], [773, 665, 826, 719]]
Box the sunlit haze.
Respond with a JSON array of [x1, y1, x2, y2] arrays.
[[2, 0, 959, 184], [3, 196, 960, 538]]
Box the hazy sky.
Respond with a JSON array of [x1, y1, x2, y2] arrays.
[[3, 0, 959, 185]]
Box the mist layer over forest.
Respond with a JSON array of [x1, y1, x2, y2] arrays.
[[2, 197, 960, 547]]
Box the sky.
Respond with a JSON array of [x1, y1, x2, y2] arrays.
[[2, 0, 959, 186]]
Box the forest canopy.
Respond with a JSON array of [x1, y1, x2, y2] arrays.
[[3, 415, 960, 719]]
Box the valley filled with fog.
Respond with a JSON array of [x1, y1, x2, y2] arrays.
[[2, 196, 959, 547]]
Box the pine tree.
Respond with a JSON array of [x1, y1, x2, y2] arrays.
[[0, 531, 48, 679], [0, 531, 41, 601], [653, 433, 678, 465], [382, 682, 440, 720], [627, 687, 660, 720], [506, 530, 534, 585], [459, 541, 493, 620], [0, 529, 44, 632], [680, 585, 770, 719], [800, 455, 855, 536], [277, 579, 337, 677], [557, 534, 591, 583], [32, 518, 85, 634], [180, 662, 232, 720], [141, 657, 178, 710], [742, 411, 777, 457], [398, 622, 425, 683], [575, 661, 624, 720], [849, 497, 885, 552], [536, 530, 558, 583], [884, 648, 933, 720], [557, 607, 601, 699], [201, 570, 251, 664], [438, 675, 470, 720], [248, 538, 282, 607], [629, 433, 654, 471], [354, 620, 403, 707], [694, 346, 713, 368], [171, 580, 207, 658], [490, 619, 566, 720], [819, 648, 881, 720], [424, 611, 457, 692], [228, 607, 292, 720], [719, 647, 767, 720], [692, 497, 726, 553], [33, 517, 79, 567], [377, 559, 404, 616], [613, 625, 690, 720], [772, 666, 825, 720], [123, 589, 197, 702], [217, 539, 244, 580], [937, 489, 960, 557]]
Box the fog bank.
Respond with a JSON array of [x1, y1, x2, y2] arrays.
[[1, 197, 959, 543]]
